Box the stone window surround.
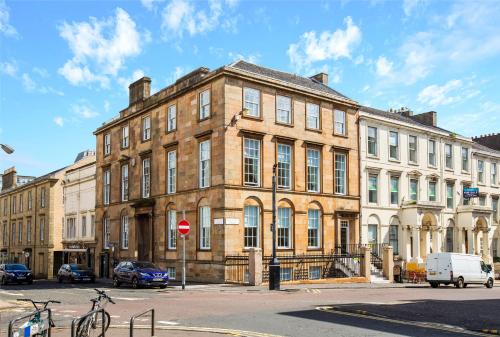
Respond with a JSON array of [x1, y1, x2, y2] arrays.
[[198, 87, 211, 122], [305, 143, 322, 193], [275, 93, 293, 126], [333, 148, 349, 195], [274, 137, 295, 191], [305, 101, 322, 132], [120, 124, 129, 149], [242, 85, 262, 120]]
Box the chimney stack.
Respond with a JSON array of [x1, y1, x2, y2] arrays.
[[129, 77, 151, 105], [310, 72, 329, 86], [472, 133, 500, 151], [411, 111, 437, 127]]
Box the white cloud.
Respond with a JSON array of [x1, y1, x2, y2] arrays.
[[331, 67, 342, 84], [117, 69, 146, 92], [104, 100, 110, 112], [403, 0, 426, 16], [72, 103, 99, 119], [287, 16, 362, 73], [22, 73, 36, 91], [0, 0, 18, 37], [54, 116, 64, 127], [417, 79, 462, 106], [161, 0, 236, 38], [32, 67, 49, 78], [0, 61, 17, 77], [375, 56, 393, 77], [228, 52, 261, 64], [20, 72, 64, 96], [141, 0, 155, 11], [58, 8, 144, 87]]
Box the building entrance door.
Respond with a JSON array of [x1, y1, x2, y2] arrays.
[[340, 220, 350, 253], [368, 224, 378, 247], [137, 214, 151, 261]]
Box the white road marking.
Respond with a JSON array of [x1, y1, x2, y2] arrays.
[[110, 315, 120, 318], [113, 297, 148, 301], [0, 290, 24, 296], [157, 321, 179, 325], [59, 310, 77, 313]]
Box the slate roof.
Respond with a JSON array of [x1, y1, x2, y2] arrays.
[[473, 141, 500, 156], [360, 105, 461, 136], [228, 60, 352, 101]]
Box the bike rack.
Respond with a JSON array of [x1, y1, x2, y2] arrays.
[[8, 308, 52, 337], [130, 308, 155, 337], [71, 308, 106, 337]]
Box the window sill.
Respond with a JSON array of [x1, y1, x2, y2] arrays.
[[461, 170, 470, 174], [275, 121, 294, 128], [305, 128, 322, 134], [428, 165, 437, 169], [367, 154, 379, 160], [388, 158, 401, 163], [141, 138, 151, 143], [408, 162, 419, 166], [198, 116, 211, 123], [478, 183, 486, 186], [445, 167, 454, 172], [333, 133, 348, 138], [242, 114, 263, 121], [166, 129, 177, 135], [243, 184, 261, 188]]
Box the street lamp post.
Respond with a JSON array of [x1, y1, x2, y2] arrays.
[[0, 144, 14, 154], [269, 164, 280, 290]]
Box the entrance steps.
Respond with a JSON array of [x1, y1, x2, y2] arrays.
[[370, 266, 390, 284]]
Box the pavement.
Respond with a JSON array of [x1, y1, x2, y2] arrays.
[[1, 279, 500, 336]]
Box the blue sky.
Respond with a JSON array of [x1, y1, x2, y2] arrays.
[[1, 0, 499, 176]]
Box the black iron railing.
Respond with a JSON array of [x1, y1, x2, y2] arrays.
[[368, 243, 387, 270]]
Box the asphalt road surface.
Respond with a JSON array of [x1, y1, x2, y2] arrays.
[[1, 280, 499, 337]]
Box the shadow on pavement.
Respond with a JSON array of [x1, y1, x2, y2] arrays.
[[280, 297, 500, 336]]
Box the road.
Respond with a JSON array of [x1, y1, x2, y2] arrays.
[[1, 280, 499, 336]]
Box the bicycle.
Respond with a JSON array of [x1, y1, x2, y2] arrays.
[[75, 288, 115, 337], [13, 298, 60, 337]]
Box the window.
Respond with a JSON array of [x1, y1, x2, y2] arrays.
[[142, 158, 151, 198], [307, 148, 320, 192], [478, 160, 484, 183], [390, 176, 399, 205], [277, 144, 291, 189], [278, 207, 291, 248], [167, 267, 176, 280], [82, 215, 87, 237], [408, 135, 417, 163], [428, 140, 436, 166], [199, 90, 211, 119], [199, 140, 211, 188], [389, 225, 398, 255], [167, 150, 176, 194], [40, 187, 46, 208], [308, 209, 320, 248], [104, 133, 111, 155], [27, 191, 32, 210], [367, 127, 378, 156], [463, 184, 470, 205], [334, 110, 346, 135], [18, 221, 22, 243], [11, 223, 15, 244], [91, 215, 95, 237], [12, 196, 16, 213], [368, 174, 378, 203], [3, 199, 6, 215], [121, 216, 129, 249], [410, 178, 418, 201], [243, 87, 260, 117], [167, 105, 176, 132], [493, 239, 498, 258], [168, 210, 176, 249], [103, 169, 110, 205], [306, 103, 320, 130], [122, 126, 129, 148], [244, 205, 259, 248], [199, 206, 211, 249], [2, 222, 7, 246], [446, 227, 454, 252], [280, 268, 293, 281], [309, 266, 321, 280], [445, 144, 453, 169], [19, 194, 23, 213], [389, 131, 399, 160], [428, 181, 437, 202], [462, 147, 469, 171], [66, 218, 76, 239], [492, 163, 498, 185], [121, 164, 129, 201], [103, 217, 110, 249], [142, 116, 151, 141], [492, 197, 498, 223], [335, 153, 346, 195], [276, 95, 291, 124], [244, 138, 260, 186], [446, 183, 454, 209], [40, 217, 45, 241], [479, 195, 486, 206], [27, 218, 31, 243]]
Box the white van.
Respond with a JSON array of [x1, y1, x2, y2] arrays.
[[426, 253, 494, 288]]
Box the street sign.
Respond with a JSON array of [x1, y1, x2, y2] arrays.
[[178, 219, 190, 235], [463, 187, 479, 198]]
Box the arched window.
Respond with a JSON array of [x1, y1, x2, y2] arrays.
[[244, 198, 261, 248], [277, 199, 294, 249], [308, 202, 322, 249], [167, 204, 177, 250], [367, 214, 379, 247]]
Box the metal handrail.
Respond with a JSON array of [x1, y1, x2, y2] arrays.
[[130, 308, 155, 337], [8, 308, 52, 337], [71, 308, 106, 337]]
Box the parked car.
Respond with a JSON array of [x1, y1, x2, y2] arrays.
[[113, 261, 169, 289], [426, 252, 494, 288], [0, 263, 33, 285], [57, 264, 96, 283]]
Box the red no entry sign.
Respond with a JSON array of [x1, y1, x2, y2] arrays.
[[178, 219, 190, 235]]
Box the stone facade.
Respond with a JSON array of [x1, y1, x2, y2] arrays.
[[62, 151, 97, 267], [359, 106, 500, 266], [93, 61, 360, 282]]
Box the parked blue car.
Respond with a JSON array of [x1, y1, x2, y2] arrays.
[[113, 261, 169, 289], [0, 263, 33, 285]]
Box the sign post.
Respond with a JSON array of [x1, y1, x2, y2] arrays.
[[178, 214, 190, 291]]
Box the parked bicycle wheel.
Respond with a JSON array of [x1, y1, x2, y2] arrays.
[[75, 311, 110, 337]]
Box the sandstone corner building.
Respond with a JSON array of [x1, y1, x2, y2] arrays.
[[93, 61, 361, 282]]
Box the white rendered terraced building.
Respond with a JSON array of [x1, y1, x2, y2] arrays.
[[359, 107, 499, 265]]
